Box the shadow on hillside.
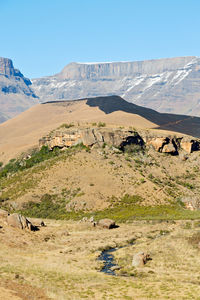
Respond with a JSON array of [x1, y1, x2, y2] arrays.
[[86, 96, 200, 138]]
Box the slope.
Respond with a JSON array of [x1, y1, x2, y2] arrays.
[[0, 96, 157, 163]]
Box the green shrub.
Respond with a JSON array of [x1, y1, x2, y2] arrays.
[[124, 144, 144, 154], [19, 191, 85, 220], [59, 123, 74, 129], [97, 122, 106, 127]]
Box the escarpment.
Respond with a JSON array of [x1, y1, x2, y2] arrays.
[[39, 126, 200, 155]]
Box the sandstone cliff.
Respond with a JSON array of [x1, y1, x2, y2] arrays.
[[39, 126, 200, 156]]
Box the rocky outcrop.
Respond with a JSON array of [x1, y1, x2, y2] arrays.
[[162, 143, 177, 154], [146, 135, 200, 154], [39, 127, 200, 156], [180, 137, 200, 153], [39, 128, 144, 150], [7, 213, 37, 231], [147, 137, 168, 152]]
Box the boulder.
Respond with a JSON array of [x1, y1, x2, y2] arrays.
[[7, 213, 36, 231], [147, 137, 167, 152], [181, 197, 200, 210], [98, 218, 116, 229], [162, 143, 177, 154], [80, 129, 97, 146], [0, 209, 9, 218], [179, 152, 189, 161], [89, 216, 94, 223], [132, 252, 151, 267], [180, 140, 193, 154]]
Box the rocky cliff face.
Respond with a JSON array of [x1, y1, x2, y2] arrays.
[[0, 57, 38, 123], [39, 126, 200, 156], [32, 56, 200, 116]]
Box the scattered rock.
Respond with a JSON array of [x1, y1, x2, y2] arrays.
[[181, 197, 200, 210], [14, 274, 24, 280], [40, 221, 46, 227], [89, 216, 94, 223], [132, 252, 151, 267], [7, 213, 38, 231], [0, 209, 9, 218], [98, 219, 116, 229], [110, 265, 121, 271], [179, 152, 189, 161]]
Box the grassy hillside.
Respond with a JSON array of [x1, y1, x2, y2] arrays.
[[1, 134, 200, 221], [1, 122, 200, 299]]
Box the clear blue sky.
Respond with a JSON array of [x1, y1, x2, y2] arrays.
[[0, 0, 199, 78]]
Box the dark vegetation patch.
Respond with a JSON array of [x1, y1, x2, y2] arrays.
[[0, 146, 60, 178], [0, 144, 88, 179], [18, 193, 200, 222], [58, 123, 74, 129], [18, 191, 85, 220]]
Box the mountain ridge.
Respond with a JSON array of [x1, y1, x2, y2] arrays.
[[0, 57, 38, 122], [32, 56, 200, 116]]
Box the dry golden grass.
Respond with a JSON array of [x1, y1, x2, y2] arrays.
[[1, 218, 200, 299]]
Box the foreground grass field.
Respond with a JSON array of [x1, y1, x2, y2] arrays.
[[1, 127, 200, 299], [1, 219, 200, 299]]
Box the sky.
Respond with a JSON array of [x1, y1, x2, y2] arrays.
[[0, 0, 200, 78]]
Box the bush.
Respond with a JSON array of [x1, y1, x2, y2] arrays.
[[123, 144, 143, 154], [59, 123, 74, 129], [97, 122, 106, 127]]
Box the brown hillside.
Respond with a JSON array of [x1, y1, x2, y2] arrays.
[[0, 97, 156, 163], [1, 95, 200, 164]]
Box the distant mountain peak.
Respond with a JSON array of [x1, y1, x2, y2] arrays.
[[0, 57, 39, 123]]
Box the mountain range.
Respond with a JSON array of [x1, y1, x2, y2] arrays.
[[32, 56, 200, 116], [1, 56, 200, 124]]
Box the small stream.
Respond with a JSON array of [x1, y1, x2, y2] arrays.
[[98, 247, 119, 275], [98, 230, 169, 275], [98, 242, 135, 275]]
